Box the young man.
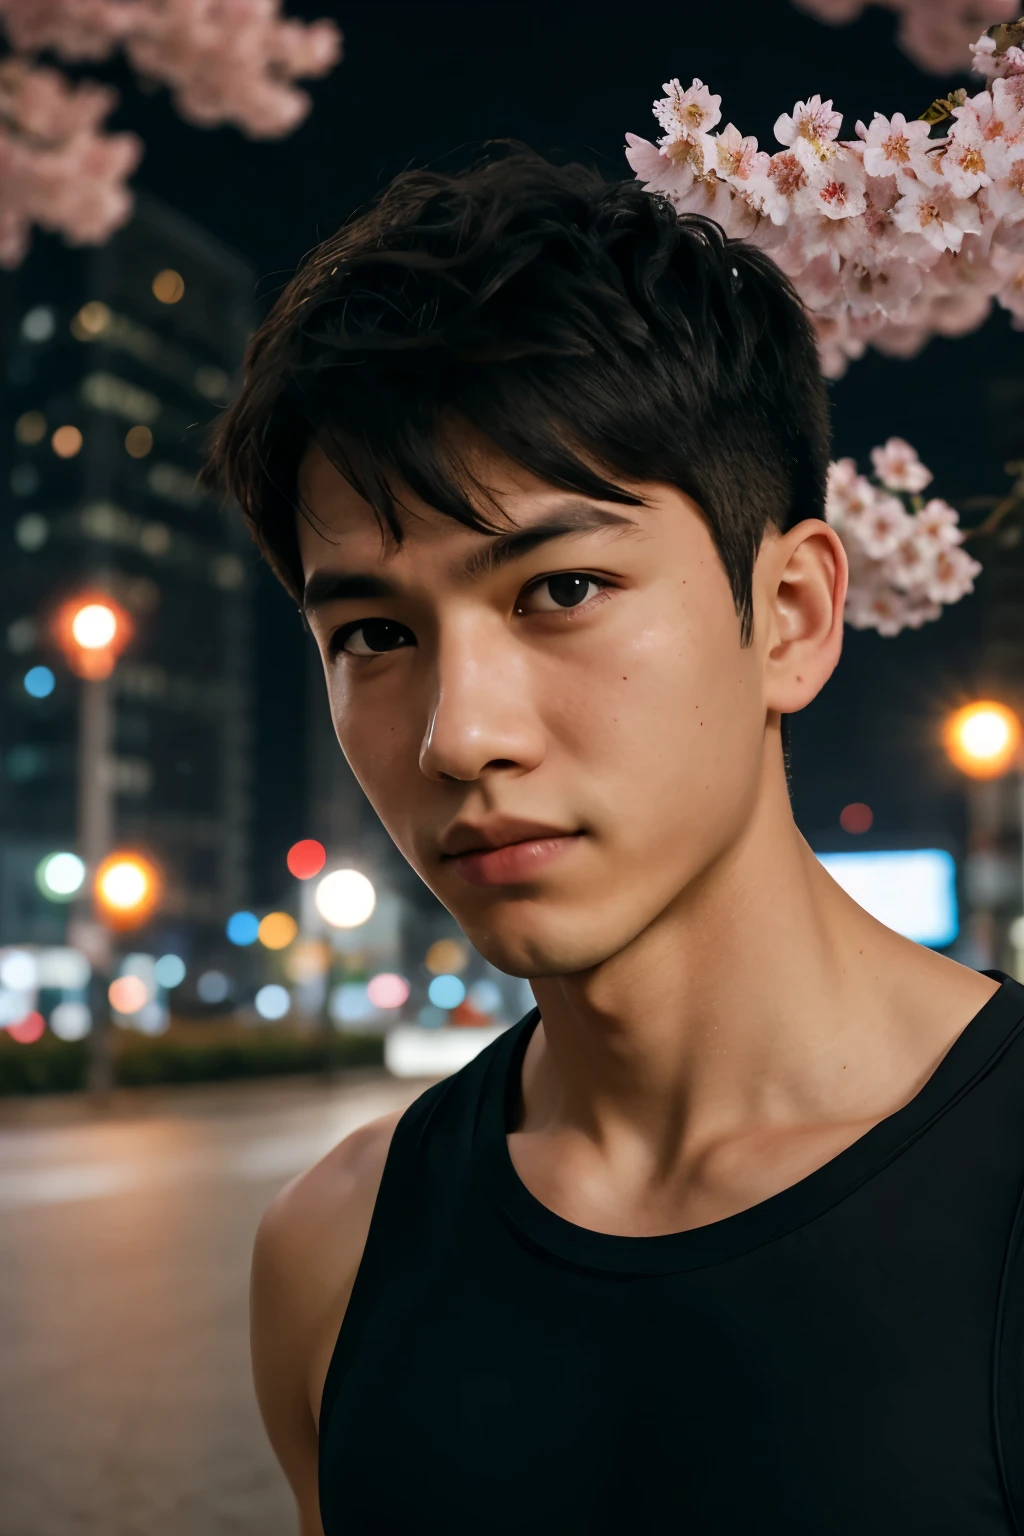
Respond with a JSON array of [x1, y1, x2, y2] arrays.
[[204, 149, 1024, 1533]]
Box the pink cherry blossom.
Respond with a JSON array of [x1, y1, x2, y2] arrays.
[[892, 177, 983, 254], [652, 78, 721, 148], [0, 59, 141, 267], [824, 443, 978, 634], [631, 25, 1024, 377], [857, 112, 939, 184], [916, 498, 964, 547], [775, 96, 843, 156], [870, 437, 933, 493], [924, 544, 983, 604], [0, 0, 341, 263], [796, 1, 1019, 76]]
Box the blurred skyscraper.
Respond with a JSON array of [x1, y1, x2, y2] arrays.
[[1, 199, 256, 979]]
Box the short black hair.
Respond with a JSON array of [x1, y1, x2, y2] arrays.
[[202, 143, 830, 641]]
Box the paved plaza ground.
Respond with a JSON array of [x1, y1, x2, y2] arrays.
[[0, 1070, 428, 1536]]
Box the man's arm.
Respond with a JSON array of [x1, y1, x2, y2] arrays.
[[250, 1108, 403, 1536]]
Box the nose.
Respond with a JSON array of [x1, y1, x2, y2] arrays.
[[418, 615, 546, 783]]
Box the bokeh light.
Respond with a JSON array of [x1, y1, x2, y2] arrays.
[[284, 940, 330, 984], [943, 701, 1022, 779], [35, 851, 85, 901], [95, 851, 161, 926], [108, 975, 148, 1014], [417, 1005, 447, 1030], [427, 974, 466, 1009], [226, 910, 259, 946], [467, 979, 503, 1014], [50, 1001, 91, 1041], [840, 802, 874, 835], [197, 970, 230, 1004], [14, 410, 46, 445], [287, 838, 327, 879], [152, 269, 185, 304], [0, 950, 36, 990], [51, 424, 83, 458], [367, 973, 409, 1009], [8, 1011, 45, 1044], [329, 983, 375, 1025], [315, 869, 376, 929], [125, 424, 154, 458], [258, 911, 297, 950], [23, 665, 55, 699], [71, 602, 117, 649], [154, 953, 186, 989], [425, 938, 468, 975], [255, 983, 290, 1020], [72, 301, 111, 337]]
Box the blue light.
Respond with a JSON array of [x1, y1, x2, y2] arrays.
[[815, 849, 958, 949], [226, 910, 259, 946], [23, 665, 55, 699], [427, 973, 466, 1010]]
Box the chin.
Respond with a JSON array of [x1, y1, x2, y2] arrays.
[[454, 899, 644, 982]]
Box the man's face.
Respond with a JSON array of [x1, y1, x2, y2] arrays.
[[298, 440, 774, 979]]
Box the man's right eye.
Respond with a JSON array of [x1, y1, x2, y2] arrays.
[[330, 619, 414, 658]]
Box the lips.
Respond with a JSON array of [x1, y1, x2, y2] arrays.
[[444, 831, 585, 888], [439, 817, 580, 859]]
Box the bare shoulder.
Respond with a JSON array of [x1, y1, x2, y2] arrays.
[[249, 1106, 405, 1535], [253, 1104, 405, 1405]]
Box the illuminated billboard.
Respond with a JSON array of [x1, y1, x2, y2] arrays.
[[815, 849, 959, 949]]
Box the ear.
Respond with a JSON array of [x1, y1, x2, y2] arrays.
[[756, 519, 847, 715]]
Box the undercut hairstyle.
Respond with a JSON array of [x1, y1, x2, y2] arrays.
[[202, 143, 831, 642]]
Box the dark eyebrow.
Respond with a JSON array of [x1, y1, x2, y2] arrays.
[[301, 498, 641, 613]]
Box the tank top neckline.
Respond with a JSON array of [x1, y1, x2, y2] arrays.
[[475, 974, 1024, 1276]]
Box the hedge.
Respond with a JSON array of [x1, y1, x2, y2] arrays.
[[0, 1029, 384, 1097]]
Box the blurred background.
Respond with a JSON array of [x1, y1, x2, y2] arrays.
[[2, 0, 1024, 1531]]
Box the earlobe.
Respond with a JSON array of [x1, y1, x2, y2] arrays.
[[762, 520, 847, 716]]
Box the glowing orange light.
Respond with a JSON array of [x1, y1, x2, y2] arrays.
[[51, 424, 83, 458], [108, 975, 148, 1014], [52, 594, 133, 680], [8, 1011, 45, 1044], [286, 839, 327, 879], [258, 911, 298, 950], [94, 851, 161, 928], [943, 701, 1022, 779]]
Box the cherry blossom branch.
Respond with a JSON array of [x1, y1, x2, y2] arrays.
[[793, 1, 1019, 77], [0, 1, 342, 265], [0, 59, 141, 268], [626, 21, 1024, 378], [826, 439, 982, 634]]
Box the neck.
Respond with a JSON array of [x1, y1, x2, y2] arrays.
[[525, 751, 993, 1160]]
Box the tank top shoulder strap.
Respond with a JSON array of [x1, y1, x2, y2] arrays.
[[994, 1167, 1024, 1534], [319, 1009, 537, 1433]]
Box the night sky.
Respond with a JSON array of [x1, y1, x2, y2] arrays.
[[74, 0, 1024, 891]]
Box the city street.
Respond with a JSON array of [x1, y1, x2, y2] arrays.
[[0, 1071, 431, 1536]]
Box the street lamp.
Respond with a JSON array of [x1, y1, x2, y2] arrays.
[[51, 594, 135, 1092], [943, 699, 1024, 975]]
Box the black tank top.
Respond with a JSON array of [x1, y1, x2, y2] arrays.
[[319, 976, 1024, 1533]]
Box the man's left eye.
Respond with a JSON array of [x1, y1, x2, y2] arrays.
[[519, 574, 605, 613]]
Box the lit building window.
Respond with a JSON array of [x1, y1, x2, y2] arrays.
[[195, 365, 229, 400], [14, 515, 48, 552], [14, 411, 46, 445], [51, 425, 83, 459], [21, 307, 55, 343], [125, 424, 154, 458], [152, 269, 185, 304], [139, 522, 171, 556], [80, 371, 160, 424], [71, 302, 112, 340]]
